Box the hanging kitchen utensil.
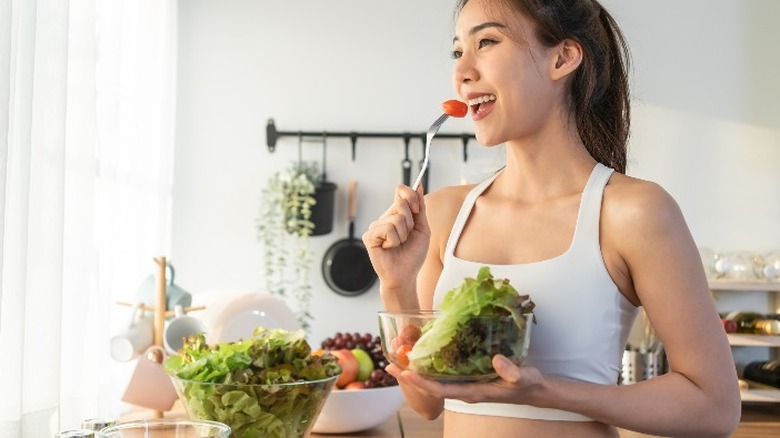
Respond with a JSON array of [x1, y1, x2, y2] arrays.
[[311, 132, 337, 236], [402, 134, 412, 186], [321, 180, 377, 296]]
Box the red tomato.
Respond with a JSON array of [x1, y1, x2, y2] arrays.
[[395, 344, 413, 369], [399, 324, 422, 346], [441, 99, 468, 118]]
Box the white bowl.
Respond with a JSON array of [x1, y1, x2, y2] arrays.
[[311, 385, 405, 434]]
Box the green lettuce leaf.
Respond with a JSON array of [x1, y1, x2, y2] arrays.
[[407, 266, 535, 377]]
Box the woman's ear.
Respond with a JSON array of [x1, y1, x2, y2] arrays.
[[550, 39, 583, 81]]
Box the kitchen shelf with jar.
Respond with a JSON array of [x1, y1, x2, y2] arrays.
[[709, 279, 780, 403]]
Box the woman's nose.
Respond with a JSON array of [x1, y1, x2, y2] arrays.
[[453, 55, 478, 84]]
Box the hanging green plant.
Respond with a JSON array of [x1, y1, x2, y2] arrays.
[[257, 161, 321, 332]]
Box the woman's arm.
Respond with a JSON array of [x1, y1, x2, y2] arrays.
[[364, 184, 431, 311], [584, 179, 741, 436], [365, 185, 465, 420], [369, 185, 473, 420]]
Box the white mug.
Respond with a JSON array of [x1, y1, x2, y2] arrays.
[[164, 304, 207, 354], [110, 304, 154, 362]]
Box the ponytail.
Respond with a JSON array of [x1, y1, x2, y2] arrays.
[[572, 3, 630, 174]]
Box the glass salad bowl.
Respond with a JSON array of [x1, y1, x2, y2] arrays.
[[377, 310, 532, 382], [170, 375, 337, 438], [376, 265, 536, 383], [164, 327, 341, 438], [96, 419, 230, 437]]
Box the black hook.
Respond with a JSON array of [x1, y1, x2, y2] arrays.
[[461, 134, 470, 162], [297, 132, 303, 165], [321, 131, 328, 183], [350, 132, 358, 161], [402, 134, 412, 186]]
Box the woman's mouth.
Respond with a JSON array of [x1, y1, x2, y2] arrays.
[[467, 94, 496, 120]]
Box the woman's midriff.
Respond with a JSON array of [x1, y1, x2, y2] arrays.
[[443, 410, 620, 438]]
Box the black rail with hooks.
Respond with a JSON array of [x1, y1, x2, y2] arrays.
[[266, 118, 476, 162]]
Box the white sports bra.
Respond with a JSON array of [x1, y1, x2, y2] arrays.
[[432, 163, 638, 422]]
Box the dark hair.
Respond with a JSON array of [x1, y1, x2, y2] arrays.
[[455, 0, 631, 174]]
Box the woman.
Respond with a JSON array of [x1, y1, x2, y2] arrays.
[[362, 0, 741, 437]]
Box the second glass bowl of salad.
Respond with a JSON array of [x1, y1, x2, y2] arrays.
[[164, 327, 342, 438], [170, 375, 337, 438], [377, 309, 532, 382]]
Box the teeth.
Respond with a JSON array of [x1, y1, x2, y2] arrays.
[[467, 94, 496, 106]]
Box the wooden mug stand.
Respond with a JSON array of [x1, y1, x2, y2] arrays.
[[114, 256, 205, 418]]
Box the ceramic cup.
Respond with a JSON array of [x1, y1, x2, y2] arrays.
[[110, 304, 154, 362], [137, 264, 193, 313], [164, 305, 207, 354]]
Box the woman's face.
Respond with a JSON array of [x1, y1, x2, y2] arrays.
[[452, 0, 558, 147]]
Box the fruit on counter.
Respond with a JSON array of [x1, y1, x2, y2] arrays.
[[441, 99, 468, 118], [321, 331, 398, 389], [344, 381, 367, 390], [351, 348, 374, 381], [330, 349, 359, 388]]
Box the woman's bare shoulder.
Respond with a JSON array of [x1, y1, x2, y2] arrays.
[[602, 173, 687, 239], [605, 173, 679, 213]]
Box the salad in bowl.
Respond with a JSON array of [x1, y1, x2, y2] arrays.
[[378, 266, 536, 382]]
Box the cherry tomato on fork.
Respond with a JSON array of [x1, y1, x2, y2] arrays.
[[441, 99, 468, 118]]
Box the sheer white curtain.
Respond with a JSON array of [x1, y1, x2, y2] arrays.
[[0, 0, 177, 435]]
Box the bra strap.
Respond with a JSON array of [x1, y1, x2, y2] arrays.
[[443, 171, 500, 257]]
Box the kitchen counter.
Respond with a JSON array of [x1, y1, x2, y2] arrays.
[[124, 401, 780, 437], [313, 403, 780, 438]]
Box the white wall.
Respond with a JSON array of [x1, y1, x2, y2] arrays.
[[172, 0, 780, 346]]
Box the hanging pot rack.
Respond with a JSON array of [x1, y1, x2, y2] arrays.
[[266, 118, 476, 162]]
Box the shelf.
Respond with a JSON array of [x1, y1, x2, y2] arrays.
[[741, 388, 780, 403], [709, 280, 780, 292], [728, 334, 780, 347]]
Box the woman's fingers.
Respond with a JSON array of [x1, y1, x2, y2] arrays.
[[363, 221, 395, 249], [413, 184, 429, 234], [395, 184, 419, 222], [492, 355, 522, 384], [364, 185, 424, 249]]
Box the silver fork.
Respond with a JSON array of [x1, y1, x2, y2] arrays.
[[411, 113, 450, 191]]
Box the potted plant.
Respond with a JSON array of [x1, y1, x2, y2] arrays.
[[257, 161, 336, 332]]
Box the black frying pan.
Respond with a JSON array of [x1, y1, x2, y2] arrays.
[[322, 181, 377, 296]]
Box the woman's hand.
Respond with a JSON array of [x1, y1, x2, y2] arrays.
[[386, 355, 546, 406], [362, 184, 431, 293]]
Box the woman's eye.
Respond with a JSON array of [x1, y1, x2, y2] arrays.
[[478, 38, 497, 49], [451, 50, 463, 60]]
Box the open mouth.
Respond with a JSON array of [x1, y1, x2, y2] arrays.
[[467, 94, 496, 114]]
